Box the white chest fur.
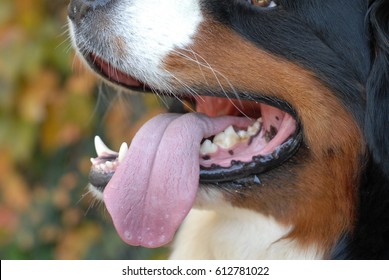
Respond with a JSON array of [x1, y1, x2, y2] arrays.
[[170, 208, 323, 260]]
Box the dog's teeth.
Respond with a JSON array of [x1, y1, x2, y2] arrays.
[[90, 157, 104, 166], [213, 125, 240, 149], [237, 130, 249, 140], [237, 118, 262, 140], [94, 135, 116, 156], [99, 161, 114, 173], [118, 142, 129, 162], [247, 118, 262, 136], [97, 163, 106, 172], [201, 119, 264, 154], [200, 139, 218, 155], [106, 161, 115, 170], [224, 125, 240, 146]]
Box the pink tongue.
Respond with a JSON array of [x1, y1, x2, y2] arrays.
[[103, 113, 252, 248]]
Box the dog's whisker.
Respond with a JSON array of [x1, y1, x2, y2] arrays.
[[164, 74, 202, 112], [80, 188, 100, 216], [167, 71, 201, 98], [187, 53, 247, 117], [59, 23, 71, 37], [186, 47, 211, 88], [154, 74, 196, 113], [56, 36, 72, 51], [76, 191, 89, 206], [84, 199, 97, 216], [153, 86, 179, 110], [172, 48, 250, 119], [57, 35, 75, 54], [151, 90, 172, 109], [170, 49, 210, 101], [64, 43, 74, 55]]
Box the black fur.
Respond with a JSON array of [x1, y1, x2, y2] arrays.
[[349, 0, 389, 259], [206, 0, 389, 259], [205, 0, 370, 124], [365, 0, 389, 179], [349, 160, 389, 259]]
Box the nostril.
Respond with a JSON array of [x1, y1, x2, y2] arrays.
[[68, 0, 89, 24], [68, 0, 112, 24]]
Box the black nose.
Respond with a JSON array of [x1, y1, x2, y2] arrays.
[[68, 0, 111, 25]]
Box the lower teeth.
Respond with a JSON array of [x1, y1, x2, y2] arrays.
[[200, 118, 263, 156]]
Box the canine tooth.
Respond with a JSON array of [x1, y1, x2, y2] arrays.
[[94, 136, 116, 156], [200, 139, 218, 155], [118, 142, 129, 162]]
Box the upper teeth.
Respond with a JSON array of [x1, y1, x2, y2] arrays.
[[200, 118, 263, 155], [94, 135, 117, 156], [93, 135, 128, 163]]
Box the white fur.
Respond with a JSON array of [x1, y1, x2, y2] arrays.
[[170, 207, 323, 260], [173, 188, 325, 259], [69, 0, 203, 90], [87, 184, 104, 201]]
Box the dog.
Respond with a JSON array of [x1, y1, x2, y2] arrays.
[[68, 0, 389, 259]]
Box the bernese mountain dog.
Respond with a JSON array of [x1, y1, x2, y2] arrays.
[[68, 0, 389, 259]]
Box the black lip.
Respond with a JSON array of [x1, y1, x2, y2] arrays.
[[89, 168, 114, 192], [85, 53, 149, 92], [199, 128, 302, 183]]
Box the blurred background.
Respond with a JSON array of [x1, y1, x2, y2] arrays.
[[0, 0, 168, 259]]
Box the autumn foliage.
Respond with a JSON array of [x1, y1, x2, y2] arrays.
[[0, 0, 167, 259]]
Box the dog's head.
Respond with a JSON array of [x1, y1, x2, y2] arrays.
[[68, 0, 389, 258]]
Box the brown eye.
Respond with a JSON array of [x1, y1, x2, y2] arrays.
[[248, 0, 277, 8]]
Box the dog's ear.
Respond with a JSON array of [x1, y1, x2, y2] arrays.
[[365, 0, 389, 178]]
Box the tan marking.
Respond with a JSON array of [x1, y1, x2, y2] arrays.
[[163, 21, 363, 255]]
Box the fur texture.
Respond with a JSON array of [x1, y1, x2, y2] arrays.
[[68, 0, 389, 259]]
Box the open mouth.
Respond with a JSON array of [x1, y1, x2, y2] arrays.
[[87, 53, 302, 189], [87, 52, 302, 187], [85, 53, 303, 248]]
